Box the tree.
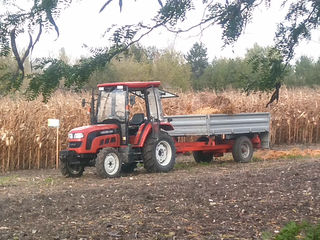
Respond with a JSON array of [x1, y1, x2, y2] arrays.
[[0, 53, 17, 94], [84, 46, 191, 91], [152, 50, 191, 91], [244, 44, 287, 92], [197, 57, 250, 91], [0, 0, 319, 101], [186, 42, 209, 87], [103, 57, 152, 83], [293, 56, 319, 87]]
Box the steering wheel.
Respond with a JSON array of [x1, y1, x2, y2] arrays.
[[107, 111, 125, 122], [115, 111, 125, 120], [115, 111, 125, 116]]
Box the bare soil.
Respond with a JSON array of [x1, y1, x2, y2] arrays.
[[0, 156, 320, 240]]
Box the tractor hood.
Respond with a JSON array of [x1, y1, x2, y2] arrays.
[[68, 124, 119, 141], [68, 124, 120, 153], [70, 124, 119, 135]]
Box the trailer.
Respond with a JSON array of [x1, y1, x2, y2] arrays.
[[59, 81, 270, 178], [165, 113, 269, 162]]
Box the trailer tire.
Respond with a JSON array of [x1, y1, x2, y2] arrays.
[[193, 137, 214, 163], [232, 136, 253, 163], [96, 148, 122, 178], [121, 162, 137, 173], [143, 131, 176, 172], [60, 160, 84, 178]]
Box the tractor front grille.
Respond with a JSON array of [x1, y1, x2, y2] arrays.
[[69, 142, 82, 148]]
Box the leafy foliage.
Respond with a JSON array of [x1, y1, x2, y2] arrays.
[[196, 57, 250, 91], [244, 44, 287, 92], [0, 0, 71, 72], [0, 53, 20, 93], [0, 0, 320, 101], [275, 0, 320, 63], [25, 45, 125, 101], [85, 47, 191, 91], [26, 58, 69, 101]]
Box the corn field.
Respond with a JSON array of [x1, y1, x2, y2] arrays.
[[0, 87, 320, 172]]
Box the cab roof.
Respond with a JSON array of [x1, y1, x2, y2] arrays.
[[97, 81, 161, 89]]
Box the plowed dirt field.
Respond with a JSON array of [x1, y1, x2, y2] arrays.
[[0, 156, 320, 240]]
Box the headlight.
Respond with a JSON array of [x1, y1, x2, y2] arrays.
[[74, 133, 84, 139], [68, 133, 84, 139]]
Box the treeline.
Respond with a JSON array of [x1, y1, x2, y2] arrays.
[[188, 43, 320, 91], [0, 43, 319, 95], [87, 43, 320, 91]]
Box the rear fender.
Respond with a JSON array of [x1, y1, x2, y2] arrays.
[[134, 123, 152, 147], [133, 122, 174, 148]]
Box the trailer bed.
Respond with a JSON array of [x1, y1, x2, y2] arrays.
[[165, 113, 270, 148]]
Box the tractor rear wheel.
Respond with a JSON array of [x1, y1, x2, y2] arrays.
[[193, 137, 214, 163], [143, 131, 176, 172], [96, 148, 122, 178], [232, 136, 253, 163], [60, 160, 84, 178]]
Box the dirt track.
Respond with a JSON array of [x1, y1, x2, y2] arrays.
[[0, 156, 320, 240]]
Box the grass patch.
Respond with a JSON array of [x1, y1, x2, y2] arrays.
[[44, 177, 54, 186], [174, 159, 229, 171], [280, 154, 305, 160], [252, 156, 263, 162], [263, 221, 320, 240], [174, 161, 198, 170], [0, 175, 18, 186], [198, 162, 212, 167]]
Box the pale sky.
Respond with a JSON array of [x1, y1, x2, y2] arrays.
[[12, 0, 320, 63]]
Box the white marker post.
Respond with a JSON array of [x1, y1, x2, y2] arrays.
[[48, 119, 60, 169]]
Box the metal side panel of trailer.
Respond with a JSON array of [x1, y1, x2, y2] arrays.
[[164, 113, 270, 149]]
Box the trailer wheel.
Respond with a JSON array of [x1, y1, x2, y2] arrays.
[[143, 131, 176, 172], [121, 162, 137, 173], [232, 136, 253, 163], [60, 160, 84, 178], [193, 137, 214, 163], [96, 148, 122, 178]]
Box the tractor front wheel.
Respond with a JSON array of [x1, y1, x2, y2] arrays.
[[143, 131, 176, 172], [96, 148, 122, 178], [60, 160, 84, 178]]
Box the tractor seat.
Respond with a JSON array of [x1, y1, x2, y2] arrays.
[[129, 113, 145, 126], [129, 113, 145, 135]]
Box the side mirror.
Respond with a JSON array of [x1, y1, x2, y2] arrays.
[[81, 99, 86, 107], [129, 95, 136, 105]]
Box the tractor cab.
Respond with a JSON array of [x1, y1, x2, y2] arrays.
[[93, 82, 176, 145]]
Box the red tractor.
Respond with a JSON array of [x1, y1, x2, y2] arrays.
[[59, 81, 270, 178]]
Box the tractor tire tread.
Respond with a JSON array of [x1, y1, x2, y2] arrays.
[[96, 147, 121, 178], [60, 160, 84, 178], [143, 131, 175, 173]]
